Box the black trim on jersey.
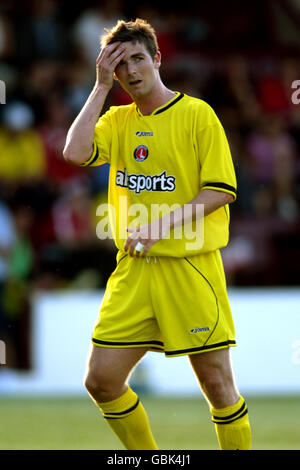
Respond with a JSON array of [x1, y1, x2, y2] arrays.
[[165, 340, 236, 356], [212, 400, 246, 422], [202, 182, 237, 194], [83, 145, 99, 167], [92, 338, 164, 348], [154, 93, 184, 115]]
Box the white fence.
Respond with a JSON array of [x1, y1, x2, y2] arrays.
[[0, 288, 299, 396]]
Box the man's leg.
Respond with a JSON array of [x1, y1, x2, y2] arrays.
[[84, 345, 158, 450], [189, 348, 251, 450]]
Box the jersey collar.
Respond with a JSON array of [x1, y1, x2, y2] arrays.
[[136, 92, 184, 117]]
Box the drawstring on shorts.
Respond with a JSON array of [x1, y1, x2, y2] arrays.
[[146, 257, 157, 263]]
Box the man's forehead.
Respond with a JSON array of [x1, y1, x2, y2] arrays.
[[120, 41, 149, 57]]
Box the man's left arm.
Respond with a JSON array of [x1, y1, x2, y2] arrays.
[[169, 188, 234, 227], [124, 189, 234, 257]]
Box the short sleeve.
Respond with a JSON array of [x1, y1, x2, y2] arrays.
[[80, 108, 113, 167], [197, 121, 237, 201]]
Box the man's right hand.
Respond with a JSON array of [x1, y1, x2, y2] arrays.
[[96, 41, 126, 90], [64, 42, 126, 166]]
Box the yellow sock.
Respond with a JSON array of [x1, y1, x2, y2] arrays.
[[210, 395, 251, 450], [97, 386, 158, 450]]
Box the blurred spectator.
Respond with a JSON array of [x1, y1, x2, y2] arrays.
[[245, 114, 298, 220], [72, 0, 124, 67], [9, 205, 34, 281], [0, 201, 16, 319], [204, 55, 259, 131], [16, 0, 66, 63], [52, 178, 95, 247], [255, 58, 299, 119], [0, 101, 46, 182], [0, 11, 14, 60], [0, 200, 16, 367], [38, 92, 82, 186], [64, 59, 94, 115], [20, 60, 61, 122], [35, 177, 116, 289], [0, 200, 34, 369], [134, 5, 180, 61], [181, 13, 209, 47]]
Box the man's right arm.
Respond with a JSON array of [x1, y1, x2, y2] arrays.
[[63, 42, 126, 166]]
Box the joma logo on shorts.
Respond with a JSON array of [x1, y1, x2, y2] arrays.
[[190, 327, 210, 333]]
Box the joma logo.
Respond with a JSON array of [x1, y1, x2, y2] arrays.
[[190, 327, 210, 333]]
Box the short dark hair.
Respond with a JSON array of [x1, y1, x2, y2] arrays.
[[101, 18, 159, 60]]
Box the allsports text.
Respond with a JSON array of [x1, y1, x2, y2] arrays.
[[116, 168, 176, 194]]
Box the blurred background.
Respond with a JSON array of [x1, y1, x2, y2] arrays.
[[0, 0, 300, 450]]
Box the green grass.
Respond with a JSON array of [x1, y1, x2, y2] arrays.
[[0, 394, 299, 450]]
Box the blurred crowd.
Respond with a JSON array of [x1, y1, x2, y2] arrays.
[[0, 0, 299, 368]]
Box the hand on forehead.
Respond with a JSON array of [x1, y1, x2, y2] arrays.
[[113, 40, 147, 58]]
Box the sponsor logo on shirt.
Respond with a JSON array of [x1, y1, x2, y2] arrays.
[[116, 168, 176, 194]]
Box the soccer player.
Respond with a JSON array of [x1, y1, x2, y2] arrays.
[[64, 18, 251, 450]]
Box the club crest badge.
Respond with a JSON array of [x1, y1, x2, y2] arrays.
[[134, 145, 148, 162]]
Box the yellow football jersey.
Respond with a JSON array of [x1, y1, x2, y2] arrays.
[[81, 92, 237, 257]]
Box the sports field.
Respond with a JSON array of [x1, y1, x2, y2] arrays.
[[0, 394, 299, 450]]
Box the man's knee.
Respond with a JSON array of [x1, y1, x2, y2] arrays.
[[84, 368, 121, 402], [84, 345, 147, 402]]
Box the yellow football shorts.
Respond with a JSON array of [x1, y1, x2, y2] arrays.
[[92, 249, 236, 357]]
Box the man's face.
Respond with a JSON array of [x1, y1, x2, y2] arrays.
[[114, 41, 161, 99]]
